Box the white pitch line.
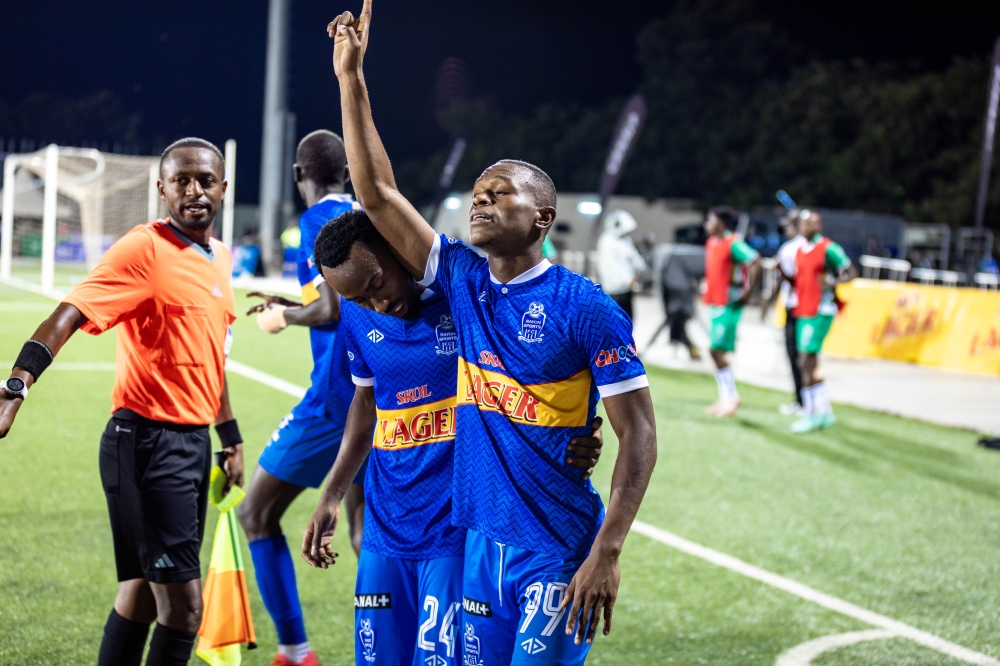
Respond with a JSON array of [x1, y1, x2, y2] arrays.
[[632, 521, 1000, 666], [775, 629, 899, 666], [0, 361, 116, 371], [225, 359, 306, 399]]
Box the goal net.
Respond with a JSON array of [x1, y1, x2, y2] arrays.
[[1, 146, 162, 290]]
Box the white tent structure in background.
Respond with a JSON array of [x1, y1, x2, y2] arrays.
[[0, 141, 236, 295]]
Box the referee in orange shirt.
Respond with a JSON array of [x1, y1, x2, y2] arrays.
[[0, 138, 244, 666]]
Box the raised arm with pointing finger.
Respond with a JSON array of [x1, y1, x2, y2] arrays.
[[328, 2, 435, 280], [328, 4, 657, 659]]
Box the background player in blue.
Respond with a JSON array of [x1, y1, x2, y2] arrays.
[[241, 130, 367, 666], [329, 5, 658, 663], [299, 211, 606, 666]]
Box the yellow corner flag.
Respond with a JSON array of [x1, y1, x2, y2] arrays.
[[196, 463, 257, 666]]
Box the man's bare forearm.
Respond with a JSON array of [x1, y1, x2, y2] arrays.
[[285, 283, 340, 327], [11, 303, 88, 388], [338, 71, 435, 278], [591, 389, 657, 556], [319, 387, 376, 505]]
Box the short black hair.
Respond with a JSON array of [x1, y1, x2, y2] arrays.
[[296, 130, 347, 186], [314, 209, 386, 270], [482, 159, 557, 209], [710, 205, 740, 230], [160, 137, 224, 177]]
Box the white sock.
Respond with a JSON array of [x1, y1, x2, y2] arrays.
[[802, 385, 815, 415], [279, 642, 312, 663], [813, 382, 831, 415], [715, 367, 738, 402]]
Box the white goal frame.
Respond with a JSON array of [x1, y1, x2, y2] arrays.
[[1, 140, 237, 292]]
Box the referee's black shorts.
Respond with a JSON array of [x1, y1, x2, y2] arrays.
[[99, 408, 211, 584]]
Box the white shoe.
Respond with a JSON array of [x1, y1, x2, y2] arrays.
[[779, 402, 804, 416]]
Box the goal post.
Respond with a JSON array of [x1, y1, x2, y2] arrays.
[[0, 141, 237, 291]]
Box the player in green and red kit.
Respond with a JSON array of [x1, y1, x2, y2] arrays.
[[703, 206, 761, 417], [790, 209, 857, 433]]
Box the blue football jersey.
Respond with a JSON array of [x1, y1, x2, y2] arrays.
[[420, 234, 649, 558], [296, 194, 359, 419], [341, 293, 466, 559]]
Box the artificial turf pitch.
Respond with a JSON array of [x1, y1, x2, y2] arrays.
[[1, 278, 998, 665]]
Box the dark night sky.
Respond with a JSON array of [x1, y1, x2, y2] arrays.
[[2, 1, 998, 203]]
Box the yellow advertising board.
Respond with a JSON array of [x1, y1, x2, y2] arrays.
[[824, 279, 1000, 376]]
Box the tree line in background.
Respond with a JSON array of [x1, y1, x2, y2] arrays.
[[398, 0, 1000, 229], [1, 0, 997, 230]]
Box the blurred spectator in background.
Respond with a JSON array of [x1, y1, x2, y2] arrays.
[[541, 235, 558, 261], [281, 215, 301, 278], [649, 243, 704, 359], [775, 211, 806, 415], [597, 209, 647, 322]]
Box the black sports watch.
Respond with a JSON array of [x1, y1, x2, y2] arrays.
[[1, 377, 28, 401]]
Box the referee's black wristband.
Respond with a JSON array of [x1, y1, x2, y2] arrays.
[[215, 420, 243, 448], [14, 340, 54, 381]]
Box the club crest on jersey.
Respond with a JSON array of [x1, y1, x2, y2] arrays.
[[518, 302, 547, 343], [359, 618, 376, 662], [463, 623, 483, 666], [435, 314, 458, 355]]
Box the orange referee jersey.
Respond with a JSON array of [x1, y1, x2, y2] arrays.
[[63, 221, 237, 425]]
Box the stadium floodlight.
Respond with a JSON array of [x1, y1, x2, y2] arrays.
[[577, 201, 602, 216], [443, 195, 462, 210]]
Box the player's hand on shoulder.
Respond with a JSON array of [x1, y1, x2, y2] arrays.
[[327, 0, 372, 78], [566, 416, 603, 480], [302, 498, 341, 569], [562, 545, 621, 645]]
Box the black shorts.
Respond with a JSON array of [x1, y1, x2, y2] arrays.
[[99, 408, 211, 584]]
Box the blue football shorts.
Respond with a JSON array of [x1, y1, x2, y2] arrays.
[[355, 549, 464, 666], [257, 404, 366, 488], [461, 529, 591, 666]]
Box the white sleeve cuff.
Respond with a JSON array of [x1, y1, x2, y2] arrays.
[[418, 234, 442, 288], [351, 374, 375, 387], [311, 274, 326, 288], [598, 375, 649, 398]]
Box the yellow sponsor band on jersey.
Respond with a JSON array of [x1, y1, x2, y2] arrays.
[[301, 281, 321, 306], [456, 357, 591, 428], [374, 396, 457, 450]]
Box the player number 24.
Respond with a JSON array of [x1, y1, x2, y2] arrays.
[[418, 595, 461, 658]]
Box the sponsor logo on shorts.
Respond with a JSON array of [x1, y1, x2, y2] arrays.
[[521, 637, 547, 655], [462, 596, 492, 617], [355, 593, 392, 609], [358, 618, 376, 662], [594, 343, 638, 367], [463, 623, 483, 666]]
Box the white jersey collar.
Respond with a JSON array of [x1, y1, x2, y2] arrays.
[[318, 193, 354, 204], [489, 259, 552, 285]]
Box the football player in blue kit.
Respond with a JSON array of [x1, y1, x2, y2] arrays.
[[326, 5, 658, 664], [300, 210, 605, 666], [241, 130, 368, 666]]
